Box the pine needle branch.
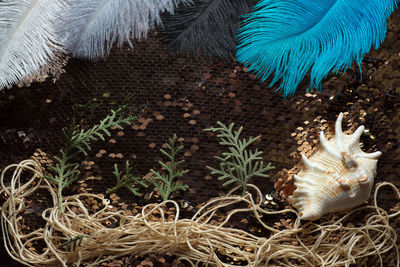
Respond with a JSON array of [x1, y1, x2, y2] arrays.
[[204, 121, 274, 196], [106, 161, 147, 195], [149, 134, 189, 201], [45, 106, 135, 213]]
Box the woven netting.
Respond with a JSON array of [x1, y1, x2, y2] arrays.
[[0, 9, 399, 267]]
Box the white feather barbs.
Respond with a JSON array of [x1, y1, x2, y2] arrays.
[[289, 113, 382, 220], [61, 0, 192, 60], [0, 0, 191, 89], [0, 0, 65, 89]]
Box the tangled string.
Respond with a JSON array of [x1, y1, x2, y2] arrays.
[[1, 160, 399, 266]]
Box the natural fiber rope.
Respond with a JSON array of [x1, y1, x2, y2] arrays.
[[1, 160, 399, 266]]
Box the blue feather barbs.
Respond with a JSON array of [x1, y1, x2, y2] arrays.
[[236, 0, 399, 96]]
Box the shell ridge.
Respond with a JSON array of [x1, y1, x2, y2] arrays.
[[300, 154, 325, 172], [359, 151, 382, 159], [319, 131, 341, 159], [335, 113, 344, 138], [348, 125, 365, 149]]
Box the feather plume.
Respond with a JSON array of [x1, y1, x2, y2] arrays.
[[236, 0, 399, 96], [160, 0, 254, 60], [61, 0, 191, 60], [16, 50, 69, 88], [0, 0, 65, 90]]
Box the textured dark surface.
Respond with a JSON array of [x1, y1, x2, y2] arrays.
[[0, 10, 399, 267]]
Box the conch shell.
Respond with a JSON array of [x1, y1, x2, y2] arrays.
[[289, 113, 382, 220]]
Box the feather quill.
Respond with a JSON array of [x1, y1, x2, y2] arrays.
[[61, 0, 191, 60], [236, 0, 399, 96], [160, 0, 254, 60], [0, 0, 65, 90]]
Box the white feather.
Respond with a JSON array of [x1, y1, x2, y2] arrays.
[[62, 0, 191, 60], [0, 0, 65, 89]]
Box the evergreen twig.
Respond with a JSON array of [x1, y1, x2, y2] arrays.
[[106, 161, 147, 195], [45, 106, 135, 213], [204, 122, 274, 196], [148, 134, 189, 201], [58, 235, 85, 251]]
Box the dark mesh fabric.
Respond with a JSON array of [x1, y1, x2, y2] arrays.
[[0, 10, 399, 267]]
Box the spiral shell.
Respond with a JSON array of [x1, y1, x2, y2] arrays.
[[289, 113, 382, 220]]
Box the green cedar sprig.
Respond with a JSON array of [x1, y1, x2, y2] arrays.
[[204, 121, 274, 197], [58, 235, 85, 251], [106, 161, 148, 195], [148, 134, 189, 201], [45, 106, 135, 213]]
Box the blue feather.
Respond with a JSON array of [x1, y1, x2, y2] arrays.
[[236, 0, 399, 96]]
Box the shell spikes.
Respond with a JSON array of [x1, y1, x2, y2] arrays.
[[289, 113, 382, 220]]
